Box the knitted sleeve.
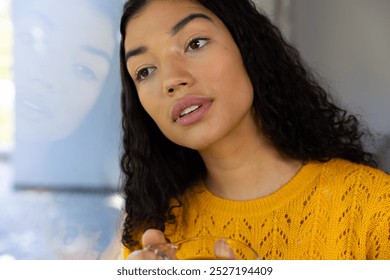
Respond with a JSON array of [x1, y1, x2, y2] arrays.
[[365, 171, 390, 259], [331, 161, 390, 260]]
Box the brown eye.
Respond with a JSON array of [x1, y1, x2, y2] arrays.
[[189, 40, 201, 49], [136, 67, 156, 81], [187, 38, 209, 51], [139, 69, 149, 79]]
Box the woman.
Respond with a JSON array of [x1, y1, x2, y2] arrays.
[[119, 0, 390, 259], [12, 0, 122, 188], [13, 0, 121, 142], [11, 0, 123, 259]]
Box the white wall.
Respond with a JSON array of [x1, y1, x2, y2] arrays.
[[291, 0, 390, 171], [254, 0, 292, 40]]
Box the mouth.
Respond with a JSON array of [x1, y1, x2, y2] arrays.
[[17, 95, 53, 120], [172, 96, 212, 121], [171, 96, 213, 126], [23, 99, 45, 112], [16, 80, 55, 120]]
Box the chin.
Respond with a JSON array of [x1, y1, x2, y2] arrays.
[[183, 138, 216, 152]]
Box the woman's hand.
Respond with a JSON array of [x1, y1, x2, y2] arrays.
[[126, 230, 236, 260], [126, 229, 175, 260]]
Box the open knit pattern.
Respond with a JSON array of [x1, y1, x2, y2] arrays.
[[124, 158, 390, 259]]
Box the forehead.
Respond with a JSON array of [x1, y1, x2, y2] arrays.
[[124, 0, 216, 47], [15, 1, 116, 54]]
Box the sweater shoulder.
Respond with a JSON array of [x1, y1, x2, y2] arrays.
[[324, 158, 389, 182], [322, 158, 390, 200]]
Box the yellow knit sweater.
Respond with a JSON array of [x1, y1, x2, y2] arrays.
[[124, 158, 390, 259]]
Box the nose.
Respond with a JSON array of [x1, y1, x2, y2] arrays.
[[31, 78, 55, 95], [161, 56, 194, 96]]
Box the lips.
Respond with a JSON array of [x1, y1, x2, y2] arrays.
[[171, 96, 213, 125], [16, 79, 55, 120], [16, 88, 54, 120]]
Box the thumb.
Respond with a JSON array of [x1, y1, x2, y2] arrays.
[[142, 229, 166, 247], [214, 240, 236, 260]]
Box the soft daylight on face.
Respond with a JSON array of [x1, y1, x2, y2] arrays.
[[124, 0, 255, 151]]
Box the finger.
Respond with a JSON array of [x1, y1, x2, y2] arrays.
[[141, 229, 178, 260], [142, 229, 166, 247], [127, 249, 162, 260], [214, 240, 236, 260]]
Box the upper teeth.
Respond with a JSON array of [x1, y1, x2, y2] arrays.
[[180, 105, 201, 117]]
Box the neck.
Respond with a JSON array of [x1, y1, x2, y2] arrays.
[[199, 131, 302, 201]]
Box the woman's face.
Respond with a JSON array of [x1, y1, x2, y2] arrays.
[[14, 0, 116, 142], [124, 0, 255, 150]]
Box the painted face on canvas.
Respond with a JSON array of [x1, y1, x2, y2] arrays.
[[14, 0, 116, 141]]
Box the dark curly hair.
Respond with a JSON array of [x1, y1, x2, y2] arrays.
[[119, 0, 376, 250]]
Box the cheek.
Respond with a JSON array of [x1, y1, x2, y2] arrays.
[[207, 46, 250, 88], [63, 80, 102, 106], [212, 56, 253, 101]]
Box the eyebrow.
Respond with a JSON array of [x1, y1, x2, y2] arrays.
[[125, 46, 147, 62], [125, 13, 213, 62], [170, 13, 212, 36], [80, 45, 112, 63]]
